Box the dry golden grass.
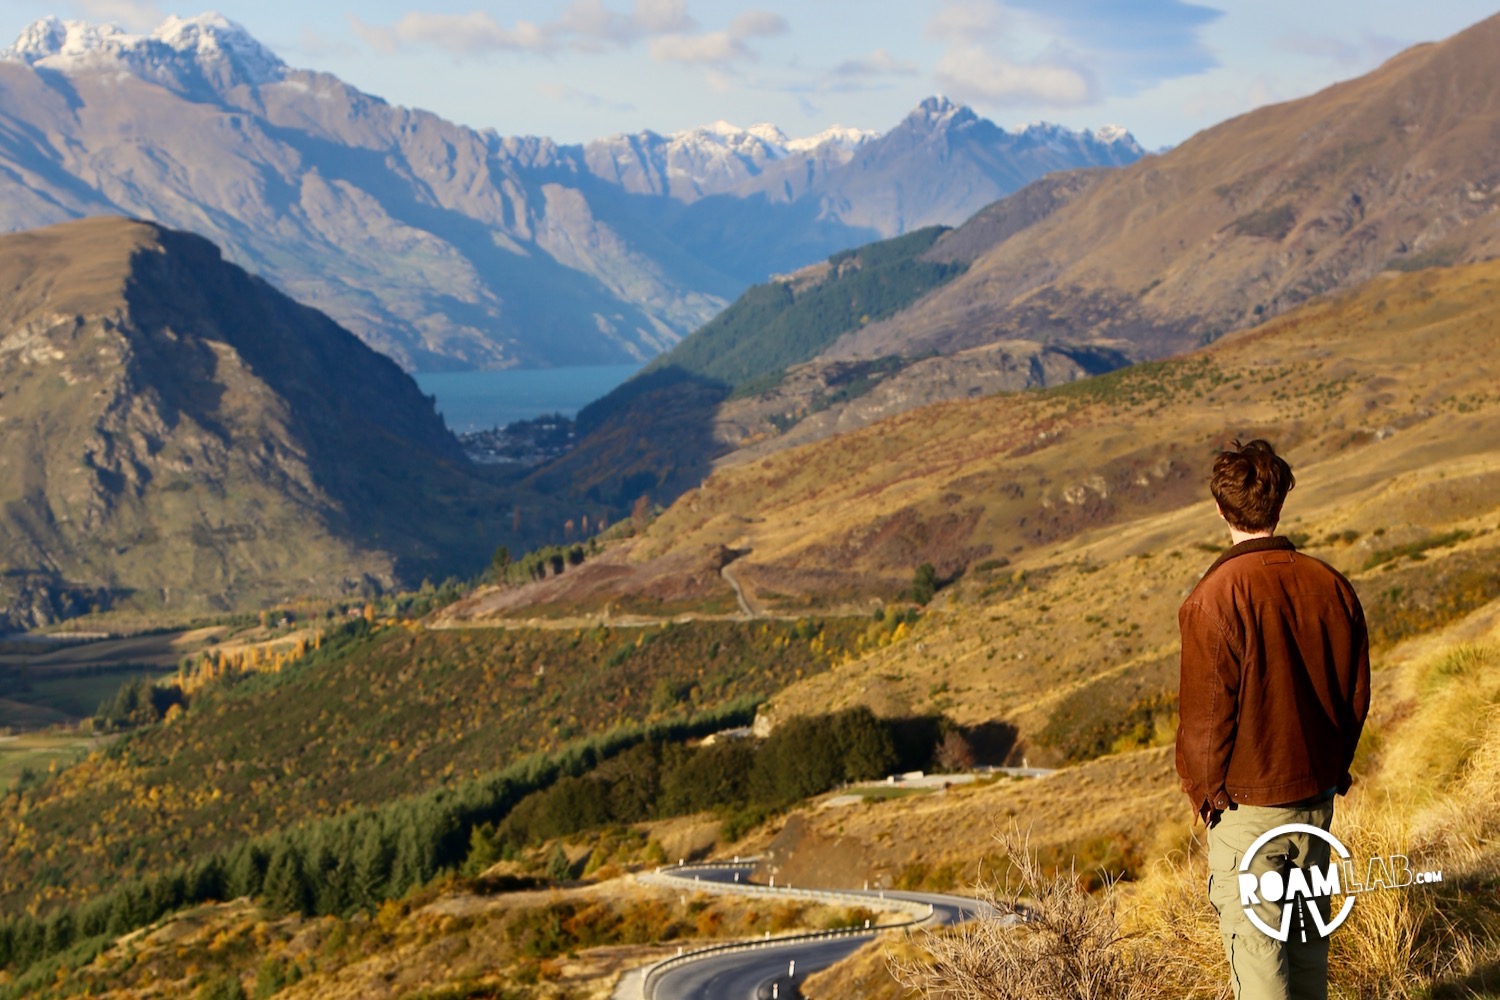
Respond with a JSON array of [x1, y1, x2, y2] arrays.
[[891, 829, 1176, 1000], [749, 749, 1179, 896], [869, 600, 1500, 999], [1126, 643, 1500, 999]]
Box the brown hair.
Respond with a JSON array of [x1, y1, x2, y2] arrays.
[[1210, 439, 1294, 533]]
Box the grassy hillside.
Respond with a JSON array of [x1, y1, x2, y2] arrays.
[[454, 257, 1500, 769], [8, 218, 1500, 1000], [800, 616, 1500, 999]]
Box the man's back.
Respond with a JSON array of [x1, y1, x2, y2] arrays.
[[1177, 536, 1370, 814]]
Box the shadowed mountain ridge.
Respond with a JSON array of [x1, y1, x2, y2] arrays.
[[0, 216, 506, 628]]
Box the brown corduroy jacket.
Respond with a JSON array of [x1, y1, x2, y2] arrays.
[[1176, 536, 1370, 820]]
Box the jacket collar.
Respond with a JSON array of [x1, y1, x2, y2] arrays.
[[1200, 535, 1297, 581]]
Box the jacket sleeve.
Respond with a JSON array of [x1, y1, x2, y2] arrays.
[[1176, 600, 1239, 816], [1339, 600, 1372, 792]]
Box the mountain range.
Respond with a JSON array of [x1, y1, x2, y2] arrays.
[[0, 14, 1142, 371], [543, 10, 1500, 520], [821, 12, 1500, 364]]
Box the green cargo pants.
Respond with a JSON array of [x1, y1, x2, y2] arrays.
[[1206, 798, 1336, 1000]]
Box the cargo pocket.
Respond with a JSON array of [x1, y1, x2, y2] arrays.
[[1206, 843, 1241, 920]]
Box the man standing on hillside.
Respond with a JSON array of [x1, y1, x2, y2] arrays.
[[1176, 439, 1370, 1000]]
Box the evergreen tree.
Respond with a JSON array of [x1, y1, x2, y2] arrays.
[[227, 844, 269, 899], [912, 563, 938, 606], [263, 844, 312, 916], [598, 741, 662, 822], [462, 824, 501, 877], [546, 843, 572, 882], [389, 820, 429, 898], [352, 823, 394, 911], [832, 707, 898, 781], [40, 911, 74, 957], [188, 856, 228, 904], [658, 741, 753, 815], [253, 957, 287, 999], [308, 843, 351, 916]]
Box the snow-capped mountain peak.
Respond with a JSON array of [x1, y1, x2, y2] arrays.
[[908, 95, 975, 128], [786, 125, 878, 154], [2, 12, 285, 88], [152, 13, 284, 80], [1094, 123, 1133, 145], [3, 16, 123, 62], [746, 122, 790, 146], [699, 119, 749, 139]]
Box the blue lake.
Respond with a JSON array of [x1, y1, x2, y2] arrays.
[[412, 365, 642, 433]]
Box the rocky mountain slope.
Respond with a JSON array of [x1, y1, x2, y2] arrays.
[[821, 11, 1500, 365], [0, 217, 506, 629], [0, 13, 1142, 370]]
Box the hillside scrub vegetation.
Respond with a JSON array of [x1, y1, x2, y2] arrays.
[[0, 869, 878, 1000], [0, 703, 946, 992], [0, 617, 866, 916], [645, 225, 965, 396], [0, 698, 760, 983], [480, 705, 935, 852]]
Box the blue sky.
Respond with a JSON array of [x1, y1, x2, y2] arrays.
[[6, 1, 1498, 148]]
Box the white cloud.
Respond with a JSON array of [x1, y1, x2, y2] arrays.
[[349, 11, 551, 55], [834, 48, 919, 78], [645, 9, 784, 72], [632, 0, 694, 35], [935, 44, 1097, 107], [538, 82, 636, 113], [65, 0, 163, 31], [926, 0, 1010, 44], [730, 10, 790, 40], [352, 2, 778, 67], [650, 31, 748, 66], [997, 0, 1220, 89], [922, 0, 1220, 110], [556, 0, 637, 45], [925, 2, 1097, 109]]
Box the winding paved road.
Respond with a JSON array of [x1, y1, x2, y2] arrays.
[[643, 865, 993, 1000]]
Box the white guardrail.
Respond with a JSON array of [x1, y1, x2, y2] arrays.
[[632, 860, 935, 1000]]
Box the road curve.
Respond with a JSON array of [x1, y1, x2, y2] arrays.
[[641, 864, 990, 1000], [720, 561, 756, 619]]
